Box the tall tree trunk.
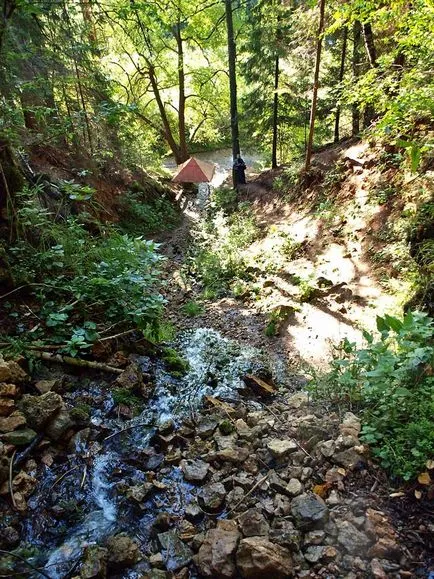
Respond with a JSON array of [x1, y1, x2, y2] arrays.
[[175, 21, 188, 163], [362, 22, 377, 128], [352, 20, 361, 136], [271, 54, 279, 169], [362, 23, 377, 68], [225, 0, 241, 187], [334, 27, 347, 143], [305, 0, 326, 172]]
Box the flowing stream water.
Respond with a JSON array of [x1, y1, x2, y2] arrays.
[[20, 328, 278, 578]]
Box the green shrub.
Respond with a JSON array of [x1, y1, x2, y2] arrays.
[[5, 188, 165, 353], [187, 207, 260, 297], [309, 311, 434, 481], [118, 190, 180, 235]]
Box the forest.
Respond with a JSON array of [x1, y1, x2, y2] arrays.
[[0, 0, 433, 577]]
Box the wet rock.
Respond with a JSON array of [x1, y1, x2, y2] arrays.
[[195, 520, 240, 577], [158, 419, 175, 435], [1, 427, 37, 446], [0, 526, 20, 549], [0, 383, 19, 397], [332, 448, 364, 469], [158, 529, 193, 572], [115, 362, 143, 391], [285, 478, 303, 497], [232, 472, 254, 490], [0, 359, 28, 383], [34, 379, 58, 394], [20, 392, 63, 430], [236, 536, 293, 578], [45, 409, 74, 440], [185, 500, 202, 521], [80, 545, 108, 578], [126, 483, 153, 503], [267, 438, 297, 459], [198, 482, 226, 511], [304, 545, 325, 563], [291, 493, 329, 530], [239, 508, 269, 537], [269, 520, 301, 552], [197, 417, 217, 439], [180, 459, 209, 483], [0, 411, 26, 433], [144, 453, 165, 471], [106, 533, 141, 568], [336, 520, 370, 554], [149, 552, 164, 568]]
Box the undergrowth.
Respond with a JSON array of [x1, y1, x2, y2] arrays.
[[309, 311, 434, 481], [1, 185, 166, 356], [186, 188, 261, 298]]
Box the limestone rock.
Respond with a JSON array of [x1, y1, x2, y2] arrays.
[[336, 520, 370, 554], [215, 447, 249, 463], [197, 417, 217, 439], [285, 478, 303, 497], [236, 536, 293, 578], [290, 493, 329, 530], [317, 439, 335, 458], [20, 392, 63, 430], [35, 380, 58, 394], [115, 362, 143, 391], [80, 546, 108, 578], [267, 439, 297, 459], [198, 482, 226, 511], [0, 383, 19, 397], [195, 522, 240, 577], [180, 459, 209, 483], [158, 529, 193, 572], [0, 411, 26, 433], [106, 534, 140, 568], [239, 508, 269, 537], [0, 359, 28, 384], [0, 398, 15, 417], [339, 412, 361, 438], [332, 448, 363, 469]]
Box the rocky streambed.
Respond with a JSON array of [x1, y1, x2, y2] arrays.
[[0, 329, 432, 578]]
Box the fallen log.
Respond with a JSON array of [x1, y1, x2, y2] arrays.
[[243, 374, 277, 397], [31, 351, 123, 374]]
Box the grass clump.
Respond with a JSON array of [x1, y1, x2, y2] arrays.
[[181, 300, 204, 317], [112, 387, 143, 407], [309, 311, 434, 481]]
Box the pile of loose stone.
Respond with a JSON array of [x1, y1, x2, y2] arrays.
[[119, 392, 407, 579]]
